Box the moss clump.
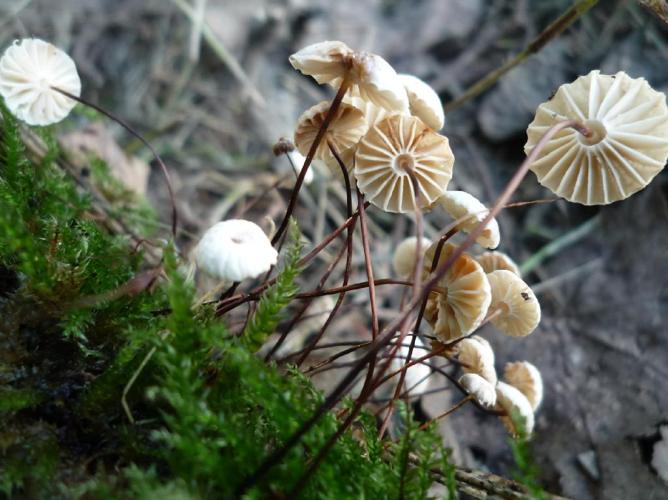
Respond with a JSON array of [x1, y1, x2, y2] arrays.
[[0, 107, 454, 498]]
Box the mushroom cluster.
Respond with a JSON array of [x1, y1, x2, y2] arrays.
[[289, 40, 454, 213]]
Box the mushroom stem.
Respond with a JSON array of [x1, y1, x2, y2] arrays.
[[271, 73, 353, 246], [51, 87, 179, 240], [417, 394, 474, 432]]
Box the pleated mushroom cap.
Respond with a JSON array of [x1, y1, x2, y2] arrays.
[[344, 94, 395, 128], [392, 236, 432, 277], [294, 100, 367, 174], [487, 270, 540, 337], [399, 74, 445, 130], [504, 361, 543, 411], [195, 220, 278, 282], [459, 373, 496, 408], [475, 251, 520, 276], [495, 381, 535, 436], [289, 41, 409, 112], [525, 70, 668, 205], [423, 242, 491, 342], [438, 191, 500, 249], [355, 114, 454, 213], [456, 336, 497, 385], [0, 38, 81, 126]]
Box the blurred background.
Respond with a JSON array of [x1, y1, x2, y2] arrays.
[[3, 0, 668, 497]]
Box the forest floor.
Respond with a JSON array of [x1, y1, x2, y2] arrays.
[[5, 0, 668, 498]]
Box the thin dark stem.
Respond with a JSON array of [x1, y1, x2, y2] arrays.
[[52, 87, 179, 239], [271, 75, 351, 246], [417, 395, 474, 432]]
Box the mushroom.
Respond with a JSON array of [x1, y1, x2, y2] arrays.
[[392, 236, 432, 277], [525, 70, 668, 205], [456, 336, 497, 385], [289, 41, 409, 112], [344, 93, 396, 128], [475, 251, 521, 276], [355, 114, 454, 213], [399, 74, 445, 130], [495, 381, 535, 436], [437, 191, 500, 249], [294, 100, 367, 175], [194, 219, 278, 282], [423, 242, 491, 342], [487, 270, 541, 337], [459, 373, 496, 408], [0, 38, 81, 126], [504, 361, 543, 411], [391, 334, 432, 397]]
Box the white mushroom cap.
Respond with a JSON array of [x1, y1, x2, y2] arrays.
[[194, 219, 278, 282], [391, 334, 432, 397], [495, 381, 535, 436], [423, 242, 491, 342], [392, 236, 432, 277], [652, 426, 668, 484], [0, 38, 81, 126], [399, 74, 445, 131], [459, 373, 496, 409], [344, 94, 397, 128], [487, 270, 540, 337], [294, 100, 367, 175], [286, 150, 314, 185], [289, 41, 409, 112], [438, 191, 500, 249], [456, 336, 497, 385], [525, 70, 668, 205], [504, 361, 543, 411], [475, 251, 520, 276], [355, 114, 454, 213]]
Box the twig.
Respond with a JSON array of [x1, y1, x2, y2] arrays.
[[444, 0, 600, 113]]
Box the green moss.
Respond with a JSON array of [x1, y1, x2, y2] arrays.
[[0, 105, 459, 499]]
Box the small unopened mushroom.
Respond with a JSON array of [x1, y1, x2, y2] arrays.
[[423, 242, 491, 342], [495, 381, 535, 436], [504, 361, 543, 411], [0, 38, 81, 126], [391, 334, 432, 397], [355, 114, 454, 213], [487, 270, 540, 337], [399, 74, 445, 131], [525, 70, 668, 205], [289, 41, 409, 112], [475, 251, 520, 276], [294, 100, 367, 175], [392, 236, 432, 277], [195, 219, 278, 282], [459, 373, 496, 408], [437, 191, 500, 249], [456, 336, 497, 385]]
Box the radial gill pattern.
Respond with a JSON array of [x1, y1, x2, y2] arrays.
[[525, 70, 668, 205], [423, 242, 491, 342], [354, 114, 454, 213]]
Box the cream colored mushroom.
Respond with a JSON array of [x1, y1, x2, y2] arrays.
[[456, 336, 497, 385], [504, 361, 543, 411], [459, 373, 496, 408], [423, 242, 491, 342], [392, 236, 432, 277], [355, 114, 454, 213], [344, 94, 396, 128], [495, 381, 535, 436], [525, 70, 668, 205], [294, 100, 367, 175], [487, 270, 540, 337], [437, 191, 500, 249], [0, 38, 81, 126], [399, 74, 444, 130], [289, 41, 409, 112], [475, 251, 520, 276]]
